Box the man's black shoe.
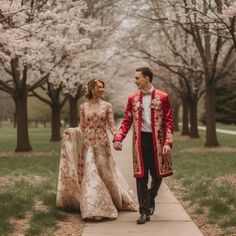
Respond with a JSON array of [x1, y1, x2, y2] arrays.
[[136, 214, 150, 224], [149, 198, 155, 215]]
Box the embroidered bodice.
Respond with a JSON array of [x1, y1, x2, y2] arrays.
[[79, 100, 117, 148]]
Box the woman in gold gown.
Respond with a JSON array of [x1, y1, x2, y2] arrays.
[[56, 79, 137, 220]]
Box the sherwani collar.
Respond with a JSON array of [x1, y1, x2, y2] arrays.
[[141, 85, 154, 95]]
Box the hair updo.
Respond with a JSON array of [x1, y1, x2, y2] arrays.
[[84, 79, 105, 99]]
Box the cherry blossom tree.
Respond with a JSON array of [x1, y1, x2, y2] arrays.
[[0, 0, 50, 151], [119, 0, 236, 146], [62, 54, 107, 128], [0, 0, 90, 151], [0, 91, 14, 126], [116, 0, 206, 138], [211, 1, 236, 50], [171, 0, 236, 146], [31, 0, 119, 138], [61, 0, 121, 128]]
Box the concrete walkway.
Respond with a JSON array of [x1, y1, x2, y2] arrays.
[[82, 132, 204, 236], [198, 125, 236, 135], [179, 123, 236, 136]]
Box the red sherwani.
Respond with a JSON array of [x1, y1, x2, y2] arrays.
[[114, 88, 174, 178]]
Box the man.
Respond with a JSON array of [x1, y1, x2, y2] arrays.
[[113, 67, 174, 224]]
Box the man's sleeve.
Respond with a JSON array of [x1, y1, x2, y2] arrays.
[[113, 97, 133, 142]]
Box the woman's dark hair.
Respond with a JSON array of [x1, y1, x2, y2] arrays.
[[136, 67, 153, 82], [84, 79, 105, 99]]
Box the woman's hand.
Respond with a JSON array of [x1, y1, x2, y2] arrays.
[[113, 141, 122, 151]]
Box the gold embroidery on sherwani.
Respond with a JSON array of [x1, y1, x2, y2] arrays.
[[132, 94, 142, 176], [152, 91, 173, 176], [56, 100, 138, 219], [166, 128, 174, 143], [114, 89, 173, 178]]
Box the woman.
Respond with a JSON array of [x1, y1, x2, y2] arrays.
[[56, 79, 137, 220]]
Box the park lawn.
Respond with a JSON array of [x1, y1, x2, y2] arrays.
[[216, 123, 236, 132], [170, 130, 236, 236], [0, 127, 73, 236], [0, 125, 236, 235]]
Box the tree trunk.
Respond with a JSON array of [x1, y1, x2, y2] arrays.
[[32, 84, 65, 141], [173, 102, 180, 132], [205, 82, 219, 147], [50, 104, 61, 141], [181, 96, 190, 135], [69, 95, 79, 127], [13, 112, 16, 128], [14, 94, 32, 152], [189, 96, 199, 138]]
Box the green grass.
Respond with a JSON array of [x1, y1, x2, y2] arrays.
[[0, 156, 59, 177], [0, 125, 61, 152], [26, 193, 66, 236], [0, 124, 235, 235], [25, 182, 66, 236], [26, 210, 60, 236], [0, 126, 67, 236], [216, 122, 236, 131], [172, 129, 236, 235], [0, 181, 36, 235], [1, 181, 35, 234]]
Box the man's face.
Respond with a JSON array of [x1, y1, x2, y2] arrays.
[[134, 71, 148, 90]]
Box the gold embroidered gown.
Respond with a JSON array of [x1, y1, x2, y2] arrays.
[[56, 100, 137, 219]]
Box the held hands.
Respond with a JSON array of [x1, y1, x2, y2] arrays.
[[113, 142, 170, 153], [162, 145, 171, 155], [113, 141, 122, 151]]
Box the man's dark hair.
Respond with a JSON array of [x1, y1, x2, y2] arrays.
[[136, 67, 153, 82]]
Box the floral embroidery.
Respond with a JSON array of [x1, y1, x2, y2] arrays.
[[150, 98, 161, 110], [114, 89, 173, 178], [56, 100, 138, 219], [127, 111, 132, 118], [166, 129, 174, 143], [134, 101, 143, 112], [131, 94, 143, 176], [151, 92, 173, 176], [133, 90, 173, 177]]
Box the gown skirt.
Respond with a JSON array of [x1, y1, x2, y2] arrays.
[[56, 128, 138, 219]]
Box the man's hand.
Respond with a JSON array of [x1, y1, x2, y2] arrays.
[[162, 145, 171, 155], [113, 141, 122, 151]]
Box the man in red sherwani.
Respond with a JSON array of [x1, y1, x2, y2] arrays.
[[113, 67, 174, 224]]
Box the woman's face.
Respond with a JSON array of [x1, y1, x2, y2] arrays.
[[92, 81, 104, 98]]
